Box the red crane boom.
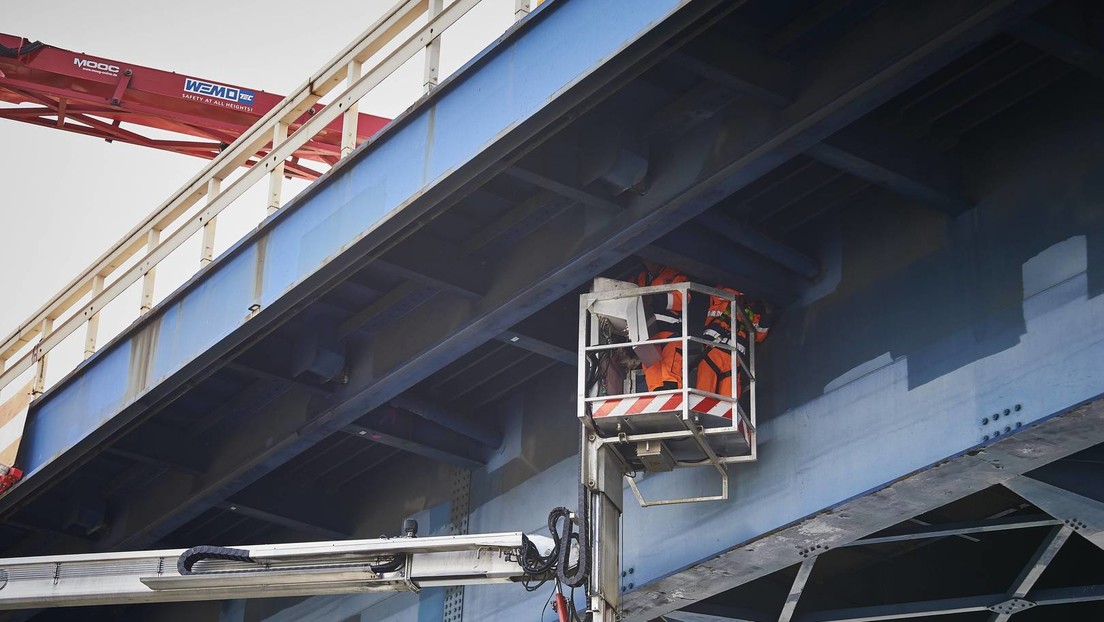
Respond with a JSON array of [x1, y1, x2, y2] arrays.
[[0, 34, 390, 180]]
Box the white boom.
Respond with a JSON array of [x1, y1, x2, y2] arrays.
[[0, 532, 554, 609]]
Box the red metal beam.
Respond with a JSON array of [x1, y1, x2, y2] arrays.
[[0, 33, 391, 180]]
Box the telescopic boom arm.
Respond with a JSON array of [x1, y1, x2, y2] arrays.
[[0, 531, 556, 609]]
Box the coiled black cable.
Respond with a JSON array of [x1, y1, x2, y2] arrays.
[[367, 555, 406, 574], [520, 489, 591, 592], [176, 545, 405, 576], [177, 546, 255, 575], [556, 485, 588, 589]]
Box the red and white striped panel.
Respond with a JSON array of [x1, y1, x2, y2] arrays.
[[591, 393, 733, 419]]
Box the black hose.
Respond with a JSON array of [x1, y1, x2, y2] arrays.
[[556, 486, 588, 589], [177, 545, 255, 575], [177, 545, 404, 576], [520, 493, 590, 590], [369, 555, 406, 574]]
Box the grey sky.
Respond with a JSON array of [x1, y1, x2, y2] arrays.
[[0, 0, 514, 389]]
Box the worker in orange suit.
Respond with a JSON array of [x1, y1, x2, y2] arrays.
[[697, 287, 770, 399], [632, 261, 689, 391]]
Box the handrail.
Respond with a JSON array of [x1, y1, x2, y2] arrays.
[[0, 0, 538, 398]]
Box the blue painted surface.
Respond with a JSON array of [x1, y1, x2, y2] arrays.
[[419, 91, 1104, 621], [18, 2, 1104, 621], [18, 0, 690, 480], [150, 244, 261, 382]]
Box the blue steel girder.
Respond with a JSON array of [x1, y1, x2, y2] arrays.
[[2, 0, 1059, 570], [4, 0, 737, 548]]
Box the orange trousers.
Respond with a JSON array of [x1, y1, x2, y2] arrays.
[[696, 347, 744, 398], [642, 331, 682, 391]]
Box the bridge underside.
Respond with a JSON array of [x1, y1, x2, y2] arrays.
[[5, 0, 1104, 620]]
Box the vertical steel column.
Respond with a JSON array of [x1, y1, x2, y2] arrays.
[[83, 274, 105, 359], [443, 466, 471, 622], [579, 295, 624, 622], [423, 0, 444, 93], [31, 317, 52, 396], [582, 429, 624, 622], [340, 63, 362, 158], [139, 229, 159, 314], [514, 0, 531, 21], [200, 178, 220, 266], [578, 293, 622, 622], [267, 122, 287, 216]]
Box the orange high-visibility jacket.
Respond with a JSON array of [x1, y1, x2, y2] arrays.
[[704, 287, 769, 344], [633, 265, 689, 327]]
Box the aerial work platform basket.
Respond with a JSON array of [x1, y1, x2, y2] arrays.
[[578, 279, 758, 506]]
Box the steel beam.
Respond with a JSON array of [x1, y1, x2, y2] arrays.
[[692, 212, 820, 279], [495, 329, 575, 366], [757, 175, 870, 234], [643, 227, 807, 301], [842, 514, 1062, 547], [377, 233, 489, 300], [670, 32, 795, 107], [644, 82, 744, 142], [988, 525, 1073, 622], [106, 424, 209, 477], [389, 393, 502, 447], [806, 121, 973, 215], [216, 502, 350, 541], [343, 407, 488, 469], [504, 166, 624, 214], [671, 18, 974, 217], [800, 583, 1104, 622], [1005, 526, 1072, 599], [1030, 584, 1104, 606], [779, 558, 817, 622], [461, 191, 574, 256], [1007, 19, 1104, 81], [767, 0, 887, 60], [1003, 475, 1104, 551], [217, 475, 356, 541], [224, 361, 333, 396], [801, 594, 1004, 622], [666, 611, 765, 622], [338, 282, 436, 338]]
